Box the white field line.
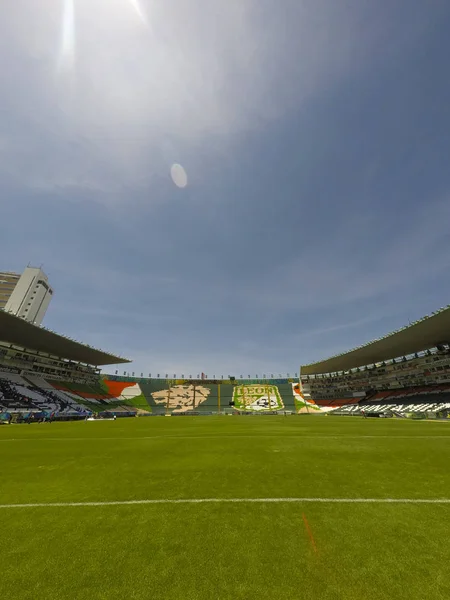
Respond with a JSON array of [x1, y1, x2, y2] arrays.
[[0, 434, 449, 443], [0, 498, 449, 509]]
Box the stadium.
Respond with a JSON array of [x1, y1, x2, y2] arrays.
[[3, 0, 450, 596], [1, 298, 449, 600], [2, 303, 450, 420]]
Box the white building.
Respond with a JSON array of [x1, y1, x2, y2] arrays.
[[2, 267, 53, 326]]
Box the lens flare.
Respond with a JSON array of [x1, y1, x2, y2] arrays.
[[127, 0, 147, 25], [170, 164, 188, 189], [58, 0, 75, 72]]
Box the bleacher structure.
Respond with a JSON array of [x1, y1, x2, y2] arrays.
[[99, 378, 302, 415], [0, 371, 85, 415], [2, 301, 450, 420], [0, 310, 132, 419], [337, 386, 450, 417], [0, 310, 305, 418], [300, 306, 450, 418]]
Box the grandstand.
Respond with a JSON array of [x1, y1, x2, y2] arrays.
[[300, 305, 450, 418], [2, 303, 450, 420], [2, 296, 450, 597], [100, 378, 299, 415], [0, 310, 132, 419], [0, 308, 303, 418]]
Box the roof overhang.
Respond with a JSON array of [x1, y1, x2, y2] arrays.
[[301, 307, 450, 375], [0, 310, 130, 366]]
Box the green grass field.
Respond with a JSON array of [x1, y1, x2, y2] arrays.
[[1, 416, 449, 600]]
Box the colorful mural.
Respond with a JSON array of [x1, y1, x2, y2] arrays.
[[233, 384, 284, 411], [151, 384, 211, 413], [42, 377, 306, 414], [292, 382, 332, 412]]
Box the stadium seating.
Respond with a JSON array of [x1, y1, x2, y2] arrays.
[[0, 374, 87, 414], [301, 348, 450, 404], [0, 377, 34, 411], [276, 383, 297, 411], [368, 385, 450, 402], [43, 379, 138, 414], [119, 380, 298, 414], [2, 370, 448, 418], [314, 398, 360, 408], [334, 386, 450, 415]]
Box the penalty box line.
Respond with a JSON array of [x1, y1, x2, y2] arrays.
[[0, 498, 450, 509]]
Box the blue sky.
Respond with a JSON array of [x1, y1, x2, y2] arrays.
[[1, 0, 450, 378]]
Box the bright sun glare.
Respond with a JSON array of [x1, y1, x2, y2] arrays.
[[127, 0, 147, 24], [59, 0, 147, 71], [58, 0, 75, 72]]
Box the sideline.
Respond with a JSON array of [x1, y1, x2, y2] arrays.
[[0, 497, 449, 509]]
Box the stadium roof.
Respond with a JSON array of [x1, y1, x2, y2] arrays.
[[301, 305, 450, 375], [0, 310, 130, 366]]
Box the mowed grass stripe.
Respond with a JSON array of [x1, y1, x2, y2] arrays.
[[1, 418, 449, 600], [1, 497, 450, 508], [2, 419, 449, 504], [1, 434, 449, 442]]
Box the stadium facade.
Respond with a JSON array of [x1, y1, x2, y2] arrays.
[[300, 306, 450, 417], [1, 296, 450, 420], [0, 309, 131, 420]]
